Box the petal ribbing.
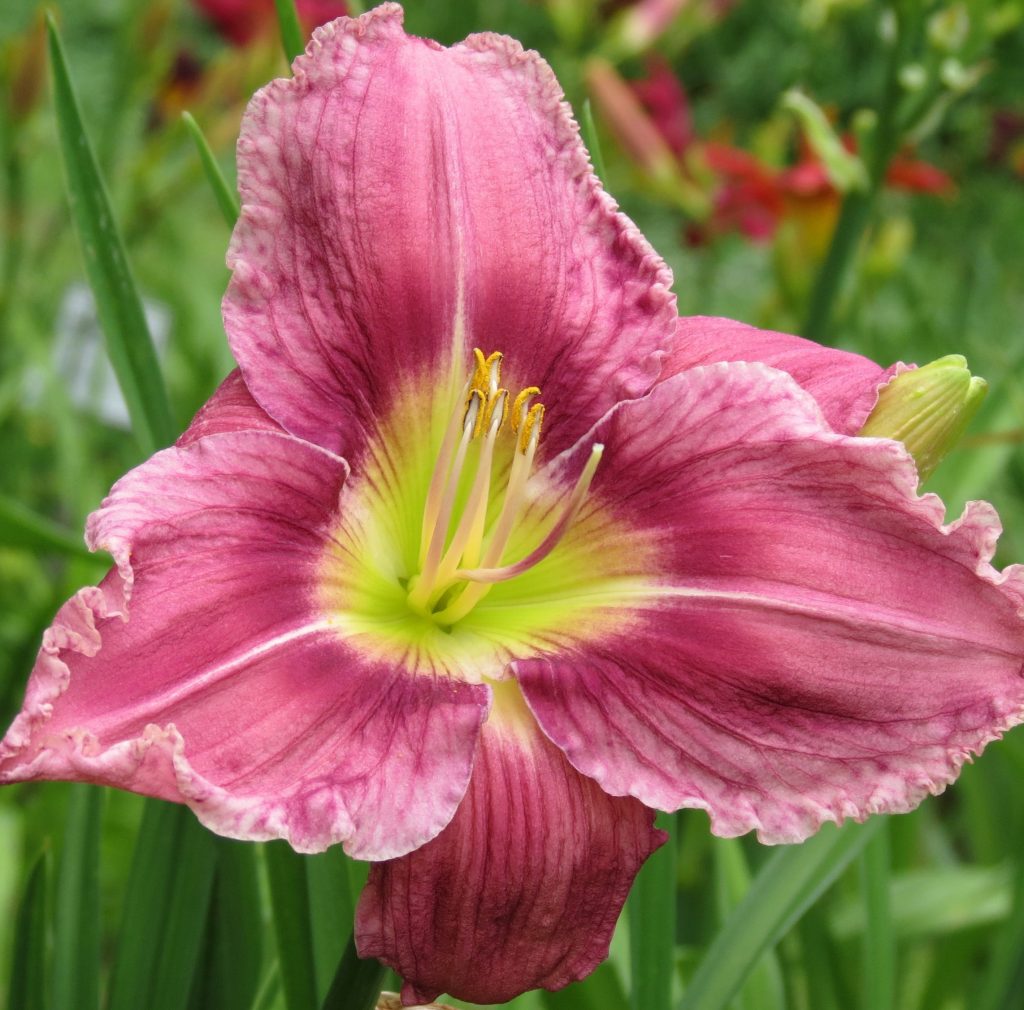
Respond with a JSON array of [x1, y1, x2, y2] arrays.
[[225, 4, 675, 462], [516, 362, 1024, 843], [0, 430, 487, 858], [356, 682, 664, 1005]]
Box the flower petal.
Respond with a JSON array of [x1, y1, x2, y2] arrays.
[[177, 368, 284, 447], [0, 430, 487, 858], [356, 682, 664, 1005], [225, 4, 675, 460], [515, 361, 1024, 843], [666, 315, 906, 433]]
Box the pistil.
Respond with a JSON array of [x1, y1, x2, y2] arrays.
[[406, 349, 602, 625]]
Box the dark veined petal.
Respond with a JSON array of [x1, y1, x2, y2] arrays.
[[224, 4, 675, 463], [176, 368, 284, 446], [666, 315, 907, 433], [515, 361, 1024, 843], [356, 682, 664, 1005], [0, 430, 487, 858]]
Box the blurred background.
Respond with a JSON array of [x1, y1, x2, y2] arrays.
[[1, 1, 1023, 1008]]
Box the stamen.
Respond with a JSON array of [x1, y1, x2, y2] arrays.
[[471, 349, 503, 397], [511, 387, 541, 432], [433, 443, 604, 625], [433, 391, 507, 589], [418, 379, 471, 568], [517, 403, 544, 454], [410, 352, 600, 624], [408, 390, 482, 610]]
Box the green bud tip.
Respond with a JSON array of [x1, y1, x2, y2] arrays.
[[858, 354, 987, 481]]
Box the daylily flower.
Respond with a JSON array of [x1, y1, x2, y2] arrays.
[[4, 5, 1024, 1005]]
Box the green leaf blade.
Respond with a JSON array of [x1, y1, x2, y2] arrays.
[[7, 850, 50, 1010], [274, 0, 306, 64], [629, 811, 677, 1010], [0, 494, 94, 559], [46, 15, 175, 455], [265, 842, 319, 1010], [182, 112, 240, 228], [679, 819, 882, 1010], [149, 817, 218, 1010], [53, 785, 104, 1010]]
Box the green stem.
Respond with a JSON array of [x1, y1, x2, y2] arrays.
[[321, 934, 388, 1010], [802, 3, 913, 341]]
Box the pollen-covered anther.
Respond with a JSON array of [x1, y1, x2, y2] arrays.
[[518, 403, 544, 454], [471, 348, 504, 397], [483, 388, 510, 435], [511, 386, 541, 432]]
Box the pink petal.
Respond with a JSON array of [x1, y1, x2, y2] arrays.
[[177, 369, 284, 447], [516, 361, 1024, 843], [666, 315, 907, 433], [356, 685, 664, 1005], [0, 430, 487, 858], [225, 4, 675, 461]]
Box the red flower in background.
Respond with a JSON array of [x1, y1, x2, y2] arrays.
[[194, 0, 348, 46], [617, 59, 954, 247]]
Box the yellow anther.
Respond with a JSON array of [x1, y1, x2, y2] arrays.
[[483, 389, 509, 434], [464, 387, 485, 435], [511, 386, 541, 434], [517, 402, 544, 454], [471, 348, 503, 395]]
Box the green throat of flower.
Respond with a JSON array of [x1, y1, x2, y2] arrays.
[[405, 349, 603, 626]]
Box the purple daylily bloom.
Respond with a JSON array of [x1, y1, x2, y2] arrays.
[[4, 5, 1024, 1004]]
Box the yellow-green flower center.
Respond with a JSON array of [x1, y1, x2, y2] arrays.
[[316, 349, 654, 683], [405, 348, 603, 626]]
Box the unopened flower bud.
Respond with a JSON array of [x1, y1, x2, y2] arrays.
[[859, 355, 987, 480]]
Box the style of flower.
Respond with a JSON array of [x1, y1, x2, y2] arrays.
[[4, 5, 1024, 1004]]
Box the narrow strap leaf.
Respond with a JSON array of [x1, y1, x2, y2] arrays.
[[182, 112, 240, 228], [306, 847, 359, 1000], [265, 842, 319, 1010], [108, 803, 218, 1010], [7, 850, 49, 1010], [860, 822, 895, 1010], [273, 0, 306, 64], [712, 838, 786, 1010], [148, 817, 218, 1010], [678, 819, 882, 1010], [108, 801, 189, 1010], [628, 811, 677, 1010], [975, 853, 1024, 1010], [200, 841, 265, 1010], [0, 494, 93, 559], [46, 15, 175, 455], [321, 933, 388, 1010], [53, 785, 104, 1010]]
